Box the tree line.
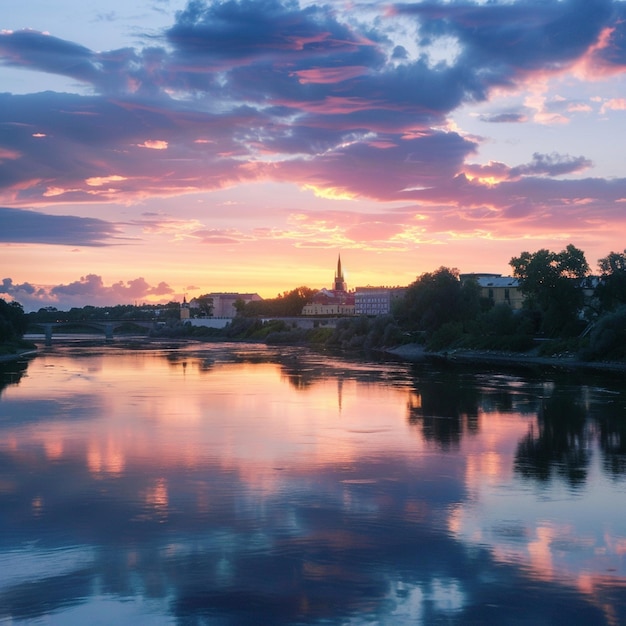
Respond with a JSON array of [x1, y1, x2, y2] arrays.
[[181, 244, 626, 361], [368, 244, 626, 360], [4, 244, 626, 361], [0, 299, 31, 354]]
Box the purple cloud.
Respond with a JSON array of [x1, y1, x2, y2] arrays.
[[1, 274, 175, 311], [0, 207, 120, 246], [509, 153, 593, 178], [0, 0, 625, 253], [480, 112, 528, 124], [398, 0, 614, 74], [43, 274, 175, 309]]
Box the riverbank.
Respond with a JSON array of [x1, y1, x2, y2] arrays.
[[385, 342, 626, 373], [0, 343, 37, 363], [12, 332, 626, 375]]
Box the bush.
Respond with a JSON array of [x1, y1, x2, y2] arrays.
[[426, 322, 463, 351], [579, 306, 626, 361], [306, 327, 334, 344], [265, 329, 308, 344]]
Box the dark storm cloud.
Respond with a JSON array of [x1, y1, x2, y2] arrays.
[[0, 207, 119, 246]]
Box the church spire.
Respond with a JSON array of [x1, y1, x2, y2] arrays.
[[333, 254, 347, 292]]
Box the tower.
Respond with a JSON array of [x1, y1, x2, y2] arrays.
[[333, 254, 347, 292], [180, 295, 190, 320]]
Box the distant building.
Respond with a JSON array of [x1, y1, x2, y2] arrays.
[[461, 273, 524, 310], [180, 296, 190, 320], [302, 255, 355, 316], [190, 292, 262, 318], [580, 275, 601, 312], [354, 286, 407, 316]]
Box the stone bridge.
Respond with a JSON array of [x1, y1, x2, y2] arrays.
[[34, 320, 157, 345]]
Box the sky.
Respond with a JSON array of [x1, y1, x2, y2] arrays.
[[1, 0, 626, 311]]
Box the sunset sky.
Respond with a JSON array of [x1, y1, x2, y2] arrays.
[[2, 0, 626, 310]]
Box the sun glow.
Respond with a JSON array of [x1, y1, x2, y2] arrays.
[[302, 184, 356, 200], [464, 173, 503, 187]]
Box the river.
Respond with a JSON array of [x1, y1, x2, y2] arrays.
[[1, 340, 625, 625]]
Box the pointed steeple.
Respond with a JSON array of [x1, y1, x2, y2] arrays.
[[333, 254, 347, 292]]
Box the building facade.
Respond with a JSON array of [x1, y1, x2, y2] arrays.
[[189, 292, 263, 318], [354, 286, 407, 316], [461, 274, 524, 310]]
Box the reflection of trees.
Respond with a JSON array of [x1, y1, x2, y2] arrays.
[[156, 344, 416, 392], [407, 371, 480, 449], [515, 393, 590, 487], [280, 355, 317, 389], [0, 359, 30, 397], [591, 399, 626, 478], [598, 417, 626, 477]]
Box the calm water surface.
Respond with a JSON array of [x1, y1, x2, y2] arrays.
[[1, 341, 625, 625]]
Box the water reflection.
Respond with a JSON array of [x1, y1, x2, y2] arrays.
[[515, 393, 590, 486], [407, 370, 481, 449], [0, 358, 30, 397], [0, 343, 625, 624]]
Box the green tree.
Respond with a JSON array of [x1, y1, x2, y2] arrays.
[[394, 267, 480, 333], [0, 299, 28, 343], [237, 287, 316, 317], [580, 306, 626, 361], [596, 250, 626, 312], [510, 244, 589, 336], [233, 298, 247, 316], [195, 294, 214, 317]]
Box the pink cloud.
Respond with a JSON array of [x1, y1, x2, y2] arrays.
[[600, 98, 626, 113], [292, 66, 368, 84], [137, 140, 168, 150]]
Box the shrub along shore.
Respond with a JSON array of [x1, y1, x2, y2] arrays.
[[147, 312, 626, 374]]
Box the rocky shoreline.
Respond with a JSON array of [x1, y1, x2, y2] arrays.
[[385, 342, 626, 373]]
